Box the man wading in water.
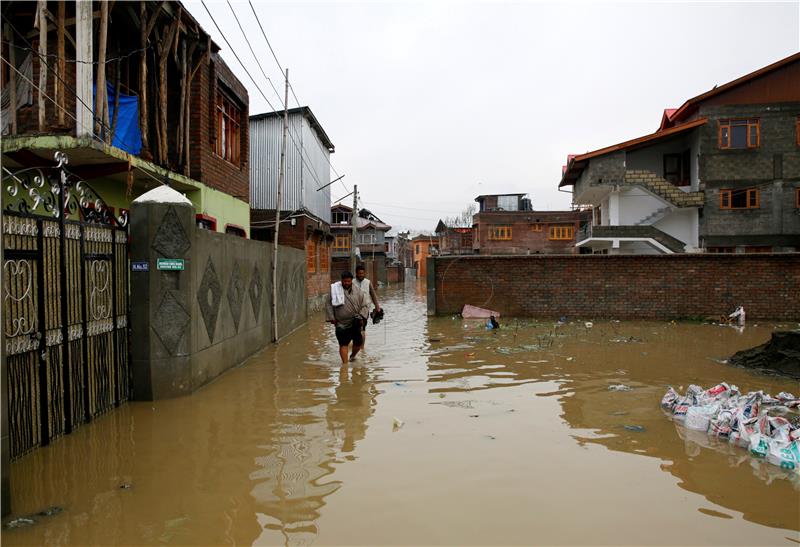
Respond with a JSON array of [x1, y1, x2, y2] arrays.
[[326, 271, 369, 364], [355, 264, 381, 348]]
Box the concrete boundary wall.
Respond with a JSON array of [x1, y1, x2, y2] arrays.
[[131, 195, 306, 400], [428, 254, 800, 320]]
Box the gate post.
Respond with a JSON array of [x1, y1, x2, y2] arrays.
[[1, 209, 9, 516], [130, 186, 195, 400], [426, 256, 436, 316]]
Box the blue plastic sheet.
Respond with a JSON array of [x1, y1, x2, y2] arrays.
[[93, 82, 142, 154]]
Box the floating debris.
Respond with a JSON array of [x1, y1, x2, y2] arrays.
[[119, 483, 133, 490], [610, 336, 643, 344], [624, 425, 646, 432], [5, 517, 35, 528], [662, 383, 800, 470], [37, 506, 63, 517], [608, 384, 633, 392], [392, 417, 405, 430]]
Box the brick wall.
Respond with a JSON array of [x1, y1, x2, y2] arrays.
[[387, 265, 404, 283], [430, 254, 800, 320], [189, 54, 249, 201]]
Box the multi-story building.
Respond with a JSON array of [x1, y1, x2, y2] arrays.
[[329, 205, 391, 284], [1, 1, 251, 233], [559, 52, 800, 254], [249, 106, 335, 311], [472, 194, 590, 255]]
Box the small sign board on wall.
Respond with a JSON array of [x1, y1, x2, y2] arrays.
[[157, 258, 185, 271], [132, 261, 149, 272]]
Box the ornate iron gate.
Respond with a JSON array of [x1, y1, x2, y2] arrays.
[[2, 152, 130, 460]]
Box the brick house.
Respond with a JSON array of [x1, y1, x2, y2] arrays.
[[472, 194, 589, 255], [329, 205, 392, 284], [1, 1, 251, 234], [249, 107, 335, 312], [560, 52, 800, 254]]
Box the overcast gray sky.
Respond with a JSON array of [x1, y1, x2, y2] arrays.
[[188, 1, 800, 233]]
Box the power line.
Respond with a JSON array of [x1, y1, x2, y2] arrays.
[[245, 0, 347, 194], [205, 1, 328, 193], [1, 40, 152, 65]]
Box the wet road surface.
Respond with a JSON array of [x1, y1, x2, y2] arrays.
[[4, 282, 800, 545]]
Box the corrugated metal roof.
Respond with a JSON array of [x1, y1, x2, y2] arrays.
[[250, 106, 335, 151]]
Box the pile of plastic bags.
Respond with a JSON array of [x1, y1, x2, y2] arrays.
[[662, 383, 800, 471]]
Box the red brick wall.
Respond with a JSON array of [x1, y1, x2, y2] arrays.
[[432, 254, 800, 320], [387, 265, 404, 283], [189, 55, 249, 201]]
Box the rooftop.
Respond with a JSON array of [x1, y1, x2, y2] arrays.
[[250, 106, 335, 152]]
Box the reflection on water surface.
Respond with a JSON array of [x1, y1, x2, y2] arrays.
[[5, 283, 799, 545]]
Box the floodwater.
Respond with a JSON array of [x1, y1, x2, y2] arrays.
[[3, 282, 800, 546]]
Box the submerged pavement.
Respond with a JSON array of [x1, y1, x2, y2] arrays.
[[3, 282, 799, 545]]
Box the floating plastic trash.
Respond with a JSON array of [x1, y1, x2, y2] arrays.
[[608, 384, 633, 392], [392, 417, 404, 430], [662, 383, 800, 472], [462, 305, 501, 319]]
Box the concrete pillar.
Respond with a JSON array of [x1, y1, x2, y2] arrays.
[[426, 256, 436, 316], [130, 186, 195, 400], [1, 209, 9, 517]]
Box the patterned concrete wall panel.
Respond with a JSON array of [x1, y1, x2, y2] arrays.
[[196, 256, 222, 345], [276, 246, 307, 340], [152, 206, 191, 258], [227, 261, 245, 333], [152, 291, 191, 355], [249, 264, 264, 321]]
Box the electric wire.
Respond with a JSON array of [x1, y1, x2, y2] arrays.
[[246, 0, 347, 193], [201, 0, 328, 194], [222, 0, 329, 192]]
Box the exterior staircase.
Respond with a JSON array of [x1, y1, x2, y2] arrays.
[[588, 225, 687, 253], [623, 170, 704, 207], [635, 205, 672, 226]]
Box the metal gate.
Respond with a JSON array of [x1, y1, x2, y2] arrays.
[[2, 151, 130, 460]]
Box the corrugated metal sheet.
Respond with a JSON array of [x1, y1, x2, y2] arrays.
[[250, 111, 331, 222]]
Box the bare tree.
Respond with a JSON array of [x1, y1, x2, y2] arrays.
[[442, 203, 477, 228]]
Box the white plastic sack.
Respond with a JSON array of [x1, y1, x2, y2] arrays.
[[766, 440, 800, 471], [749, 433, 770, 458], [661, 387, 679, 411], [685, 405, 717, 432]]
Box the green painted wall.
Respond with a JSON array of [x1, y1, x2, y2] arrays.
[[2, 136, 249, 237]]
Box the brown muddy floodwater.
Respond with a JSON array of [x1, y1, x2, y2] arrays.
[[3, 282, 800, 546]]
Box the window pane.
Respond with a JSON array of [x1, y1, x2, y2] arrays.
[[749, 126, 757, 146], [720, 127, 729, 146], [730, 190, 747, 208], [730, 125, 747, 148]]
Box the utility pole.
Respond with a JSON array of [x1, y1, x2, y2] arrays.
[[272, 68, 289, 343], [350, 184, 358, 272]]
